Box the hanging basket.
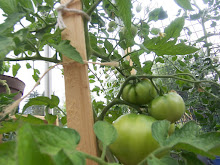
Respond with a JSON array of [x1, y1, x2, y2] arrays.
[[0, 75, 25, 100]]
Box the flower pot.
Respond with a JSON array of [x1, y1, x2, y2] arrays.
[[0, 75, 25, 100]]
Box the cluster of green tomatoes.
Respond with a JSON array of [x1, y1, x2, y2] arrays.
[[109, 79, 186, 165]]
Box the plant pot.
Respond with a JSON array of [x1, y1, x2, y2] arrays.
[[0, 75, 25, 100]]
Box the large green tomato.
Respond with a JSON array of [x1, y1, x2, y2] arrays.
[[122, 79, 157, 105], [109, 114, 160, 165], [149, 91, 185, 123]]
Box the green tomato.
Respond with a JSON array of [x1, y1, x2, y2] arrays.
[[122, 79, 157, 105], [120, 25, 138, 38], [107, 27, 115, 32], [108, 21, 117, 28], [131, 25, 138, 37], [109, 114, 160, 165], [149, 91, 185, 123]]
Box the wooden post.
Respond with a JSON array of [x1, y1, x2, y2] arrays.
[[61, 0, 98, 163]]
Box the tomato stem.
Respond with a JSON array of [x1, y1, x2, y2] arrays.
[[149, 79, 161, 96], [116, 76, 138, 99], [97, 98, 142, 120], [78, 151, 110, 165]]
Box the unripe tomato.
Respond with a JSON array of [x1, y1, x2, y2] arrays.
[[108, 21, 117, 28], [109, 114, 160, 165], [107, 27, 114, 32], [122, 79, 157, 105], [131, 25, 138, 37], [120, 25, 138, 38], [149, 91, 185, 123]]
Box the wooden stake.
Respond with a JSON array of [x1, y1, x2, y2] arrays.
[[61, 0, 98, 164]]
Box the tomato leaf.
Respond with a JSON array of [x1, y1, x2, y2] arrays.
[[0, 36, 15, 59], [115, 0, 132, 28], [15, 114, 45, 125], [30, 124, 80, 155], [45, 113, 57, 125], [142, 61, 153, 74], [0, 0, 18, 14], [0, 121, 19, 134], [93, 121, 117, 146], [53, 150, 85, 165], [181, 151, 206, 165], [151, 120, 170, 146], [152, 121, 220, 159], [143, 17, 199, 56], [22, 95, 60, 113], [61, 116, 67, 125], [12, 63, 21, 77], [17, 124, 54, 165], [174, 0, 194, 11], [0, 114, 45, 134], [50, 40, 83, 64], [104, 39, 114, 53], [18, 0, 35, 12], [0, 13, 25, 34], [148, 7, 168, 22], [167, 122, 220, 159], [164, 17, 185, 39], [0, 142, 16, 165], [146, 155, 179, 165], [67, 152, 86, 165], [53, 150, 73, 165]]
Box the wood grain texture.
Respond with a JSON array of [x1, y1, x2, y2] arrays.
[[61, 0, 98, 164]]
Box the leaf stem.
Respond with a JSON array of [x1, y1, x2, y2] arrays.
[[101, 144, 107, 160]]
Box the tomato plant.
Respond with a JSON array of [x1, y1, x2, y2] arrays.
[[122, 79, 157, 105], [0, 0, 220, 164], [109, 113, 160, 165], [149, 91, 185, 123]]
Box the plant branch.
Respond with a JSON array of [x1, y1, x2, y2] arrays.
[[97, 98, 142, 121], [149, 79, 160, 95], [56, 107, 66, 116], [88, 67, 106, 92], [86, 0, 103, 16], [91, 49, 110, 61], [4, 56, 61, 63], [118, 49, 141, 62], [116, 76, 137, 99], [78, 151, 110, 165]]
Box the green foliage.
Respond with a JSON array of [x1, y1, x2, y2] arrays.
[[174, 0, 193, 11], [148, 7, 168, 22], [50, 40, 83, 64], [144, 17, 199, 56], [115, 0, 132, 28], [94, 121, 117, 146], [0, 0, 219, 164]]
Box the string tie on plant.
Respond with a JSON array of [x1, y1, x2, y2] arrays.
[[56, 0, 91, 30]]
